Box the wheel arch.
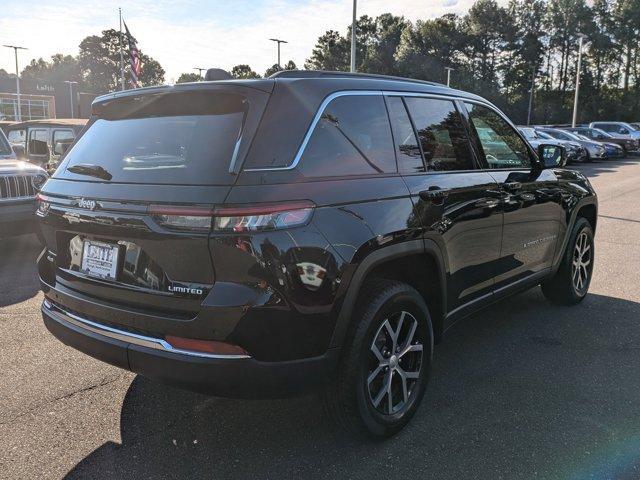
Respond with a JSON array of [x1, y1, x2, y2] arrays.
[[330, 239, 448, 350], [553, 196, 598, 272]]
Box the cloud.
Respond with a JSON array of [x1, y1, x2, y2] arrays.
[[1, 0, 485, 82]]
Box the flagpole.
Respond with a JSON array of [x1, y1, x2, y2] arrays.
[[119, 8, 125, 90]]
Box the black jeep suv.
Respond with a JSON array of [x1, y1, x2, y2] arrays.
[[38, 71, 597, 438]]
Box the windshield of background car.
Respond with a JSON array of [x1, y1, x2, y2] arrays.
[[0, 131, 11, 155], [519, 128, 537, 139], [7, 129, 25, 146], [58, 90, 251, 185], [592, 128, 613, 138]]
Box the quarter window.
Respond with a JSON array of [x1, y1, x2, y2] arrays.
[[298, 95, 396, 177], [386, 96, 423, 173], [404, 97, 474, 172], [465, 103, 531, 169]]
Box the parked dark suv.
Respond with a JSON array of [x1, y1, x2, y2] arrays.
[[38, 71, 597, 438]]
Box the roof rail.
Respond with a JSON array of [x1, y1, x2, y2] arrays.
[[269, 70, 445, 87]]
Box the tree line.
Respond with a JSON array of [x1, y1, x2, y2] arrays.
[[303, 0, 640, 124], [2, 0, 638, 125]]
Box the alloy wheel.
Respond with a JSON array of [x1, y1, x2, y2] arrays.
[[367, 311, 423, 415], [572, 231, 592, 293]]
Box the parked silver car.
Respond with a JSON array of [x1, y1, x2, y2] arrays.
[[538, 127, 606, 161], [589, 122, 640, 152]]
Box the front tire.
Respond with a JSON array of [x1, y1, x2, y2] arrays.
[[542, 217, 594, 305], [322, 279, 433, 439]]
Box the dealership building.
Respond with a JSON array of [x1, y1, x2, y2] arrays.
[[0, 78, 97, 121]]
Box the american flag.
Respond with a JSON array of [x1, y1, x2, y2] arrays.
[[123, 21, 141, 88]]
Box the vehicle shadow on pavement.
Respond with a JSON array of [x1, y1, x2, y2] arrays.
[[572, 155, 640, 179], [0, 234, 42, 307], [64, 288, 640, 480]]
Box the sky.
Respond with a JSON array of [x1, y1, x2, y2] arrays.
[[1, 0, 481, 83]]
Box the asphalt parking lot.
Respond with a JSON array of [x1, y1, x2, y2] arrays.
[[2, 158, 640, 480]]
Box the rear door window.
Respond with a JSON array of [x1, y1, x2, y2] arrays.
[[386, 96, 423, 173], [404, 97, 474, 172], [58, 91, 252, 185], [298, 95, 396, 177], [28, 129, 49, 156]]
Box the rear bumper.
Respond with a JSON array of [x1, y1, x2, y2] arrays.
[[42, 299, 339, 398]]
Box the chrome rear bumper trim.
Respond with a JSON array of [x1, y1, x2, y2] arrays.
[[42, 299, 251, 360]]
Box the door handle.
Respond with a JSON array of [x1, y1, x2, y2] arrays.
[[503, 181, 522, 192], [419, 187, 450, 202]]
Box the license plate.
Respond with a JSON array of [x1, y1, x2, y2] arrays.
[[81, 240, 120, 280]]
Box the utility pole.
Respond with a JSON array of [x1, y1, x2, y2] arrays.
[[269, 38, 288, 67], [350, 0, 357, 72], [194, 67, 207, 79], [119, 8, 125, 90], [526, 66, 536, 126], [445, 67, 454, 87], [3, 44, 27, 122], [571, 35, 586, 128], [63, 80, 78, 118]]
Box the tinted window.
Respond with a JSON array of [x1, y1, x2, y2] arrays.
[[404, 97, 474, 172], [386, 96, 423, 173], [60, 91, 248, 185], [465, 103, 530, 169], [299, 95, 395, 177]]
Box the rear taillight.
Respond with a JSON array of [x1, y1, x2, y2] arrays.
[[212, 201, 314, 233], [149, 201, 315, 233], [148, 205, 213, 232]]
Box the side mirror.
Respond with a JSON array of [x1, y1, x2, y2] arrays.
[[53, 140, 72, 156], [11, 144, 25, 159], [537, 144, 566, 168]]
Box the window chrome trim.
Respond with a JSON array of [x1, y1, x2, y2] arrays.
[[243, 89, 469, 172], [42, 299, 251, 360], [243, 90, 384, 172]]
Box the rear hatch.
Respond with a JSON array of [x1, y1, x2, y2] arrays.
[[39, 83, 271, 331]]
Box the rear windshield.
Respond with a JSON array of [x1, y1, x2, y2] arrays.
[[58, 91, 248, 185]]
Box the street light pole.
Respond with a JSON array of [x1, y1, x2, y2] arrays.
[[571, 35, 586, 128], [63, 81, 78, 118], [119, 8, 125, 91], [445, 67, 454, 87], [269, 38, 288, 67], [350, 0, 357, 72], [194, 67, 207, 79], [526, 66, 536, 126], [3, 44, 27, 122]]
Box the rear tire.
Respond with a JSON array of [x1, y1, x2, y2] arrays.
[[541, 217, 594, 305], [322, 279, 433, 439]]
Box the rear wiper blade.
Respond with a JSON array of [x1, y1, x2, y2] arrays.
[[67, 164, 113, 181]]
